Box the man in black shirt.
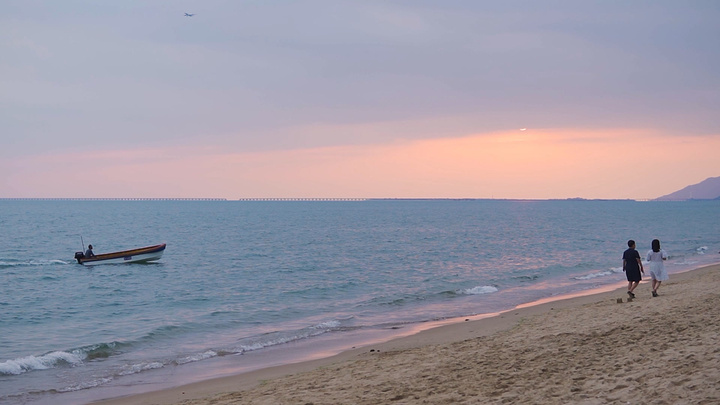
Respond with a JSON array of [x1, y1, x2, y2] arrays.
[[622, 239, 644, 298]]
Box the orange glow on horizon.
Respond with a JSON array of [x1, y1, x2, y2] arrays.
[[2, 128, 719, 199]]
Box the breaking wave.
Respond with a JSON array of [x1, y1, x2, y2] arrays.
[[573, 267, 623, 280], [0, 351, 83, 376], [461, 285, 499, 295]]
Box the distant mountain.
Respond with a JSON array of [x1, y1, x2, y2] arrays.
[[655, 176, 720, 201]]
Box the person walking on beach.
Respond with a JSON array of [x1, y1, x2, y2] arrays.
[[622, 240, 644, 298], [646, 239, 668, 297]]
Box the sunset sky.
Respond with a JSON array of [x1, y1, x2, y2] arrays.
[[2, 1, 719, 199]]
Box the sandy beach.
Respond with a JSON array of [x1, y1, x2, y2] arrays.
[[96, 263, 720, 405]]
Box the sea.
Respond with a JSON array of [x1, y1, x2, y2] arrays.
[[1, 199, 719, 404]]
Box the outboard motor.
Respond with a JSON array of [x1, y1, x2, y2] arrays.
[[74, 251, 85, 263]]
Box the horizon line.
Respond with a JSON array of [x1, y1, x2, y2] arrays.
[[0, 197, 658, 202]]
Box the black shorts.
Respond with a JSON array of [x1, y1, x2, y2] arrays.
[[626, 269, 642, 282]]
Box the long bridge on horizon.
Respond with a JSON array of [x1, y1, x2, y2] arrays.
[[0, 197, 369, 202], [236, 198, 368, 201]]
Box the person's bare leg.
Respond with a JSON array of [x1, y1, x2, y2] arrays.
[[627, 281, 638, 298]]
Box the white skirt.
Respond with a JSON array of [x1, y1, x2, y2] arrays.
[[649, 263, 669, 281]]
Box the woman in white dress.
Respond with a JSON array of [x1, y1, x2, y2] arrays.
[[646, 239, 668, 297]]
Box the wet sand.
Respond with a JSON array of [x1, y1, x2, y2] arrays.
[[95, 263, 720, 405]]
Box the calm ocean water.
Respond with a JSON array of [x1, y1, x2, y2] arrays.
[[1, 199, 719, 404]]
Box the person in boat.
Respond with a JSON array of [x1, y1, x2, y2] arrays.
[[85, 244, 96, 257]]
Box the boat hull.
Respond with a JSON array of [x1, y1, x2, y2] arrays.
[[76, 244, 166, 265]]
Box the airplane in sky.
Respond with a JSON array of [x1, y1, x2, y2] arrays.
[[184, 13, 195, 17]]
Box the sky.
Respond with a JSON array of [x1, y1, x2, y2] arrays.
[[2, 0, 719, 199]]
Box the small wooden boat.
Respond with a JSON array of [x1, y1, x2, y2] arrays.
[[74, 243, 166, 265]]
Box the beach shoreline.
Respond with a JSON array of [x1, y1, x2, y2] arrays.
[[91, 262, 720, 405]]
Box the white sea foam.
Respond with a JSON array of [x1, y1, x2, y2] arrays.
[[0, 259, 70, 267], [235, 335, 298, 353], [697, 246, 708, 254], [573, 267, 623, 280], [463, 285, 498, 295], [675, 258, 699, 266], [574, 271, 610, 280], [233, 319, 344, 354], [118, 361, 164, 376], [312, 320, 341, 329], [59, 377, 114, 392], [0, 351, 84, 375], [176, 350, 218, 365], [32, 259, 69, 265]]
